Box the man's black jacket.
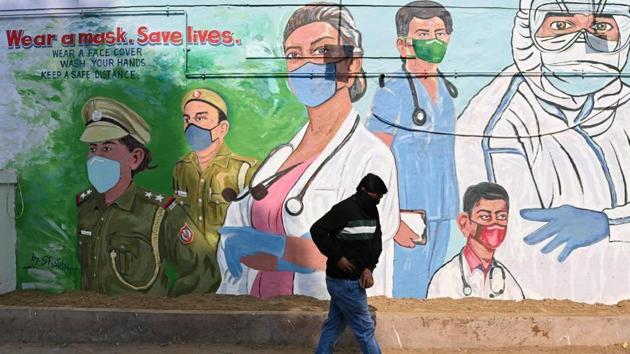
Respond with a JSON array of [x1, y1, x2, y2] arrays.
[[310, 191, 382, 280]]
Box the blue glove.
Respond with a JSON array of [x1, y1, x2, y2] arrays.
[[276, 232, 315, 274], [220, 226, 286, 278], [521, 205, 610, 262]]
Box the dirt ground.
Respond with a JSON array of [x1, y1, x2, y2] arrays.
[[2, 290, 630, 316], [0, 343, 628, 354], [3, 291, 630, 353]]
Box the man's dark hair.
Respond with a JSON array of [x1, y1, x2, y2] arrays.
[[119, 135, 155, 176], [356, 173, 388, 194], [206, 102, 228, 123], [218, 111, 227, 123], [463, 182, 509, 214], [396, 1, 453, 37]]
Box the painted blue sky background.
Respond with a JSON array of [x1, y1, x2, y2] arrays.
[[0, 0, 519, 116], [5, 0, 629, 115]]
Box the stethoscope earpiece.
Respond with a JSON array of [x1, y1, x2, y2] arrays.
[[222, 188, 238, 202], [251, 184, 269, 201]]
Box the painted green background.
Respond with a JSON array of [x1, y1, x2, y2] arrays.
[[7, 13, 307, 291]]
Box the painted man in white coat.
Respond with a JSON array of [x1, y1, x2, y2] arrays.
[[456, 0, 630, 304]]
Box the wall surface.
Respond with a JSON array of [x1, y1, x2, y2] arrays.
[[1, 0, 629, 304], [0, 170, 17, 294]]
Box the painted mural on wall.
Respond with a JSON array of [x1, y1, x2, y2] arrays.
[[457, 0, 630, 304], [2, 0, 629, 304]]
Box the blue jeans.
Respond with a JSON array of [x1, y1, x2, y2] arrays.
[[315, 276, 381, 354], [393, 219, 451, 298]]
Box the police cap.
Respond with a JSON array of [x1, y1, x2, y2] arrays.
[[181, 89, 227, 117], [80, 97, 151, 145]]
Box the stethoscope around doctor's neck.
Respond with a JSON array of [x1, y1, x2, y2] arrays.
[[378, 64, 458, 127], [458, 250, 506, 299], [221, 115, 361, 216]]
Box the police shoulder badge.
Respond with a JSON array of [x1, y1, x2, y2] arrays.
[[178, 223, 194, 245]]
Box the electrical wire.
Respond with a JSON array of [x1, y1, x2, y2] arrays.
[[2, 2, 627, 141]]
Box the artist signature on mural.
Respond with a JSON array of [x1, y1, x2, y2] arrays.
[[31, 254, 77, 273]]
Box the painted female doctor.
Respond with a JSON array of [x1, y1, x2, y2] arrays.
[[216, 3, 400, 300]]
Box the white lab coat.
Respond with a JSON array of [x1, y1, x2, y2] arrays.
[[217, 108, 400, 299], [455, 2, 630, 304], [427, 253, 524, 300], [456, 71, 630, 304]]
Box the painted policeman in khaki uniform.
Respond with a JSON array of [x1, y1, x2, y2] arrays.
[[173, 89, 257, 252], [76, 97, 220, 296]]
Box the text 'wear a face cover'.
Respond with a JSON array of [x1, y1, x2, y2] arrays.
[[516, 0, 630, 99]]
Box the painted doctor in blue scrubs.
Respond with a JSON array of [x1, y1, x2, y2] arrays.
[[367, 0, 459, 298]]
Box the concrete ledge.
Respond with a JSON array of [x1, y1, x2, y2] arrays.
[[1, 306, 629, 350], [376, 313, 630, 349], [0, 307, 333, 347]]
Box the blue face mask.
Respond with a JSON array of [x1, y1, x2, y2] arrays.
[[542, 66, 616, 97], [185, 124, 217, 151], [287, 62, 338, 107], [87, 156, 121, 193]]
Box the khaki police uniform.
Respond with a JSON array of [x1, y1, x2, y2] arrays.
[[174, 89, 258, 251], [76, 97, 220, 296]]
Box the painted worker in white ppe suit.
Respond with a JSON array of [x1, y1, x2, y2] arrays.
[[456, 0, 630, 304]]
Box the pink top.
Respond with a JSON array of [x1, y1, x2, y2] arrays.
[[249, 156, 317, 299], [463, 241, 492, 277]]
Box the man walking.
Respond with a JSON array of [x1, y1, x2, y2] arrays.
[[311, 173, 387, 354]]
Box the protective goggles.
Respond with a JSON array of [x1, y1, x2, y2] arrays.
[[529, 1, 630, 53]]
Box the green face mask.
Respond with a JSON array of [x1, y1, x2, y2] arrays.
[[411, 39, 448, 64]]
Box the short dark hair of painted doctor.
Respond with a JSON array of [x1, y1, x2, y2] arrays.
[[311, 173, 388, 283], [463, 182, 510, 215], [395, 0, 454, 36]]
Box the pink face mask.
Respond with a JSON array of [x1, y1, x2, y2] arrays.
[[473, 223, 507, 250]]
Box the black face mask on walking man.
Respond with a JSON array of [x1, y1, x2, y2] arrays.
[[355, 173, 387, 211]]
